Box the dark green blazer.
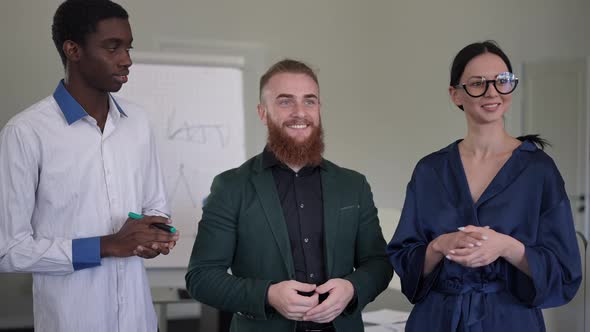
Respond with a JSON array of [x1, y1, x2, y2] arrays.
[[186, 153, 393, 332]]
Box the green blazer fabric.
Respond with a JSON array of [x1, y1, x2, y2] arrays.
[[186, 153, 393, 331]]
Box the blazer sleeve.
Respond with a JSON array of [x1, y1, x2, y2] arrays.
[[506, 165, 582, 307], [185, 173, 272, 320], [342, 175, 394, 314], [387, 176, 443, 304]]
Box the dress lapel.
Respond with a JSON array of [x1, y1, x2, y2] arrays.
[[474, 141, 537, 207], [432, 141, 470, 208]]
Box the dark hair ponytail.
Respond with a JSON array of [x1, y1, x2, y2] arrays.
[[516, 134, 550, 150]]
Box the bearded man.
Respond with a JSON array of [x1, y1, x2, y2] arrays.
[[185, 59, 393, 332]]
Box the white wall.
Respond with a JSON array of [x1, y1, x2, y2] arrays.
[[2, 0, 589, 208], [1, 0, 589, 326]]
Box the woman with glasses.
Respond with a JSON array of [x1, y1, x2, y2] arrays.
[[387, 41, 582, 331]]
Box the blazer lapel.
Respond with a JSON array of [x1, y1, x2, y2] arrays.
[[321, 163, 341, 278], [250, 162, 295, 278]]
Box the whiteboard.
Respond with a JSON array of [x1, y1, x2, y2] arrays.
[[115, 55, 246, 267]]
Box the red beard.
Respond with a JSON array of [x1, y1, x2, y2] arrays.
[[266, 119, 324, 167]]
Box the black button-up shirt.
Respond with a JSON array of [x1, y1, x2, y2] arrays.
[[262, 147, 327, 285]]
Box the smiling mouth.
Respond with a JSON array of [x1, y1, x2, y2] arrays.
[[284, 119, 313, 129], [114, 74, 128, 84], [481, 103, 500, 111], [287, 124, 309, 129]]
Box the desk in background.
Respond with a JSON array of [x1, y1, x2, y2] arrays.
[[151, 287, 196, 332]]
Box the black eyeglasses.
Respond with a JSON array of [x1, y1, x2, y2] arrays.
[[454, 72, 519, 97]]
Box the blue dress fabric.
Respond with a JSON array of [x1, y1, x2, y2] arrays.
[[387, 140, 582, 332]]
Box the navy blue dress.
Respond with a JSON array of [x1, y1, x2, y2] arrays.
[[387, 140, 582, 332]]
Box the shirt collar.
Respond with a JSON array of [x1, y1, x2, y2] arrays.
[[262, 146, 281, 169], [53, 80, 127, 125], [262, 145, 327, 170]]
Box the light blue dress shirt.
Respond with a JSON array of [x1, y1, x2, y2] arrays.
[[0, 81, 170, 331]]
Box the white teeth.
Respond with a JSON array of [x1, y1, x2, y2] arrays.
[[288, 124, 308, 129]]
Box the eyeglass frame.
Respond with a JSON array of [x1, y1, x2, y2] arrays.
[[453, 72, 519, 98]]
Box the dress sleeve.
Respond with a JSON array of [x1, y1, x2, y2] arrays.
[[508, 197, 582, 307], [386, 176, 443, 304], [506, 164, 582, 308]]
